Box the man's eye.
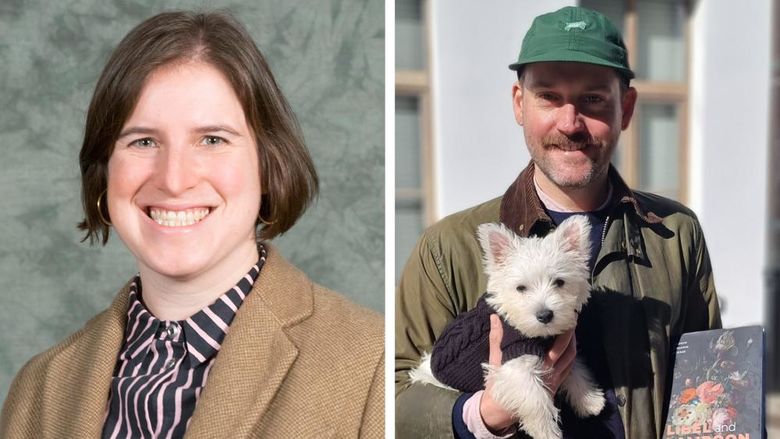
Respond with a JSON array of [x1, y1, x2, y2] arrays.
[[201, 136, 226, 146], [129, 138, 157, 148], [583, 95, 605, 104], [538, 93, 558, 101]]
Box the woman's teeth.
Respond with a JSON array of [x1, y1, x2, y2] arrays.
[[149, 208, 210, 227]]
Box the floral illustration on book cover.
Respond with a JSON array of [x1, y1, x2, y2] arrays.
[[664, 326, 763, 438]]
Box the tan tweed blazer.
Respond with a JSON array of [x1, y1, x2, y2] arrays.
[[0, 245, 384, 438]]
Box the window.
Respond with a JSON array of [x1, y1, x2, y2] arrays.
[[582, 0, 690, 201], [395, 0, 434, 282]]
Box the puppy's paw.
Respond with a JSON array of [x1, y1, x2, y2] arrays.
[[487, 356, 562, 438], [559, 357, 606, 418], [571, 386, 605, 418]]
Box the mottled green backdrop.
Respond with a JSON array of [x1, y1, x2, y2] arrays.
[[0, 0, 384, 405]]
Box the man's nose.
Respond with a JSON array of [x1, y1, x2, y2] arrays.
[[156, 146, 198, 195], [556, 103, 585, 136]]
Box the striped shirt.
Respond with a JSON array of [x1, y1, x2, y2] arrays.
[[101, 245, 266, 439]]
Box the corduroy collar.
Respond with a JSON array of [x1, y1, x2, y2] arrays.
[[499, 161, 661, 237]]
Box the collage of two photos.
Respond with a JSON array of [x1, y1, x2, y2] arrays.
[[0, 0, 778, 437]]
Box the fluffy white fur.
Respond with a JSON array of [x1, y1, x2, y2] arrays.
[[481, 216, 604, 438], [478, 216, 591, 339], [485, 355, 561, 438], [408, 352, 455, 391], [559, 357, 606, 418], [410, 215, 605, 439]]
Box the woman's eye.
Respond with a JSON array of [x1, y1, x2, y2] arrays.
[[201, 136, 226, 146], [129, 138, 157, 148]]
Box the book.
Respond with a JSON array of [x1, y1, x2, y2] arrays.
[[664, 325, 764, 439]]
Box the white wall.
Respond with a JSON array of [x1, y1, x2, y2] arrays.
[[688, 0, 771, 327], [431, 0, 573, 217], [430, 1, 772, 327]]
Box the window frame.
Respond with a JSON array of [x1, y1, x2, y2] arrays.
[[395, 0, 436, 226], [611, 0, 691, 202]]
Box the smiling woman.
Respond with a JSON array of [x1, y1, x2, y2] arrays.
[[0, 11, 383, 439], [104, 61, 265, 320]]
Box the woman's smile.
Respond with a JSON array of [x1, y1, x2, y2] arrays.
[[147, 206, 212, 227]]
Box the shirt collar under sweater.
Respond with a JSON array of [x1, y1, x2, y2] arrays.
[[119, 244, 267, 369], [499, 161, 662, 238]]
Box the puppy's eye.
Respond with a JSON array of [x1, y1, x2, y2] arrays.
[[554, 278, 565, 287], [516, 285, 527, 293]]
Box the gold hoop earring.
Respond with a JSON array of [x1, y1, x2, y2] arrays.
[[258, 208, 277, 226], [96, 189, 111, 226]]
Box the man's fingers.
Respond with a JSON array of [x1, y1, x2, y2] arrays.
[[488, 314, 503, 366], [549, 352, 576, 392], [544, 328, 574, 367], [559, 353, 576, 379], [544, 332, 578, 394], [558, 335, 577, 369]]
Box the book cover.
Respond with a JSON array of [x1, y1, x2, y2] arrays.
[[664, 325, 764, 439]]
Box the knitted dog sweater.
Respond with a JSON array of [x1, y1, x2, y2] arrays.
[[431, 293, 555, 392]]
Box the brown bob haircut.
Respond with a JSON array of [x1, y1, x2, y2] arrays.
[[79, 10, 318, 245]]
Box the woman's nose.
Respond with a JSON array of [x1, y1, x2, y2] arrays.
[[155, 146, 198, 195]]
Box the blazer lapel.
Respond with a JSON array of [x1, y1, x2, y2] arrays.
[[185, 245, 314, 438]]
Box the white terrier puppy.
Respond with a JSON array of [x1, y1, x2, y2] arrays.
[[410, 215, 605, 439]]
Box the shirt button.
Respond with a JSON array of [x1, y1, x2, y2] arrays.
[[616, 393, 627, 407], [165, 359, 177, 370], [166, 322, 180, 340]]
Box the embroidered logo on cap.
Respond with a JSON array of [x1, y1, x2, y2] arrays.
[[564, 21, 587, 31]]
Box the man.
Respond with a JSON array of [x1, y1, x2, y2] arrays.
[[395, 6, 721, 438]]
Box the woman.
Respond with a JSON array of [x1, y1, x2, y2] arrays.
[[0, 11, 383, 439]]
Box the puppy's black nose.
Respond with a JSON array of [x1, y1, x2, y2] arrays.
[[536, 310, 554, 324]]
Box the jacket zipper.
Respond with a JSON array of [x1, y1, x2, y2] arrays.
[[591, 214, 611, 284]]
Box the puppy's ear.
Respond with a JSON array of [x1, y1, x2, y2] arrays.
[[555, 215, 591, 258], [477, 223, 517, 267]]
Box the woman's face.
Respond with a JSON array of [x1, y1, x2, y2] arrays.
[[107, 61, 261, 283]]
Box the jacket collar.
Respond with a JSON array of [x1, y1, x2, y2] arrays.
[[120, 252, 264, 369], [499, 161, 661, 238]]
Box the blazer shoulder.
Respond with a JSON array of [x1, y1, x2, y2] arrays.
[[0, 307, 113, 436], [309, 285, 383, 347], [8, 305, 113, 382]]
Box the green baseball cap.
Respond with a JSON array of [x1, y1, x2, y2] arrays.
[[509, 6, 634, 80]]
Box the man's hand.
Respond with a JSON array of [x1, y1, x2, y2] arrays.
[[543, 327, 577, 395], [479, 314, 516, 432], [479, 314, 577, 432]]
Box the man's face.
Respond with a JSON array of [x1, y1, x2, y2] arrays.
[[512, 62, 637, 190]]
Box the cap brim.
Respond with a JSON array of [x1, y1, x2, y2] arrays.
[[508, 50, 635, 79]]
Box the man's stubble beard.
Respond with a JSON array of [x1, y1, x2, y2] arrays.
[[530, 133, 613, 189]]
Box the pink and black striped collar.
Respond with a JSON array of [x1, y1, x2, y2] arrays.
[[119, 244, 268, 368]]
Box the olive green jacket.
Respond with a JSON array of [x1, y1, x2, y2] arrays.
[[395, 162, 721, 438]]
